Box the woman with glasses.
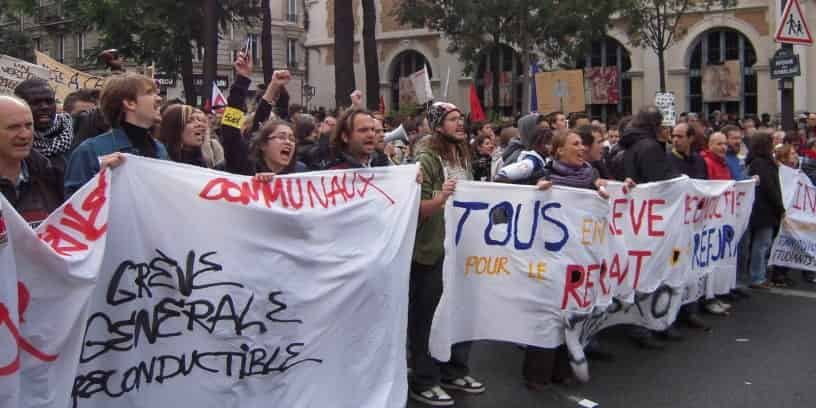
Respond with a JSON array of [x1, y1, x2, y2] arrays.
[[220, 51, 306, 177]]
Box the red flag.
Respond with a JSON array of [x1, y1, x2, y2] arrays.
[[379, 95, 385, 115], [469, 84, 486, 122]]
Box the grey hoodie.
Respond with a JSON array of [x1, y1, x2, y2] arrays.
[[502, 113, 541, 164]]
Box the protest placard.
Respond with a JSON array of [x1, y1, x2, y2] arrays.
[[535, 70, 586, 114], [429, 177, 754, 381], [770, 166, 816, 272], [0, 55, 51, 95], [1, 157, 420, 408], [35, 51, 106, 101]]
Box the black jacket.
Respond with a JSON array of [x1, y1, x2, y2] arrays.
[[747, 154, 785, 230], [666, 149, 708, 180], [0, 150, 64, 226], [614, 127, 673, 183]]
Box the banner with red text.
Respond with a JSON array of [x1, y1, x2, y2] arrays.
[[770, 166, 816, 272], [1, 156, 420, 408], [429, 177, 754, 380]]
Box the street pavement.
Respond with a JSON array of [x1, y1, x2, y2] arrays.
[[408, 273, 816, 408]]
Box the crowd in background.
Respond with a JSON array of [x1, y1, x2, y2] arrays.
[[3, 50, 816, 407]]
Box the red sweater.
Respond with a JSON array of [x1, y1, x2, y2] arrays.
[[701, 150, 733, 180]]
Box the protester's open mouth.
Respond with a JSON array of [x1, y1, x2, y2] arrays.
[[280, 147, 292, 157], [11, 140, 31, 151], [36, 114, 51, 123]]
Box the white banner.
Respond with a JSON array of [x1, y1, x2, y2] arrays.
[[1, 157, 420, 408], [430, 177, 754, 381], [770, 166, 816, 272]]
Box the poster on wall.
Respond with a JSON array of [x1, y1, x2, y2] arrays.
[[499, 71, 513, 107], [483, 71, 494, 108], [584, 67, 620, 105], [535, 70, 586, 114], [702, 60, 742, 102]]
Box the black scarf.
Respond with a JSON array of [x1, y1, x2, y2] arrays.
[[121, 122, 158, 158]]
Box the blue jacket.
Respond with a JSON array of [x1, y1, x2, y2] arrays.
[[64, 127, 168, 197], [725, 149, 747, 181]]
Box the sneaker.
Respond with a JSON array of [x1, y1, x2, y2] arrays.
[[440, 375, 486, 394], [409, 386, 454, 407], [704, 301, 727, 315], [717, 300, 731, 310]]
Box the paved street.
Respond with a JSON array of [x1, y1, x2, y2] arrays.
[[410, 274, 816, 408]]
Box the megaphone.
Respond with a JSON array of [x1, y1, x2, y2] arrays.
[[384, 124, 408, 144]]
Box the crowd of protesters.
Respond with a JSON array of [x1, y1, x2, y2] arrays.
[[3, 49, 816, 407]]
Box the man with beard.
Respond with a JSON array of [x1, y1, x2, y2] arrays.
[[14, 79, 74, 172], [324, 108, 384, 170], [409, 102, 485, 407], [0, 95, 63, 225]]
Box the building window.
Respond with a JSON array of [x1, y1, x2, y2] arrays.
[[58, 35, 65, 62], [287, 39, 297, 69], [576, 37, 633, 123], [75, 32, 85, 61], [475, 44, 523, 117], [287, 0, 298, 22], [390, 50, 432, 111], [34, 37, 41, 51], [688, 28, 757, 119]]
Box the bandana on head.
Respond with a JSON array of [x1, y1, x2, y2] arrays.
[[427, 101, 461, 131]]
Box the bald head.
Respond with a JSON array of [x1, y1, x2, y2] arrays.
[[708, 132, 727, 159], [0, 95, 34, 164]]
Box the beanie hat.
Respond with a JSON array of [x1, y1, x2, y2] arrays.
[[427, 101, 461, 131]]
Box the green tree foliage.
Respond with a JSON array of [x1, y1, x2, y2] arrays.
[[620, 0, 736, 91], [394, 0, 626, 72]]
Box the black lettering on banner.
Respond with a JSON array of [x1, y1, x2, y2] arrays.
[[77, 249, 323, 402]]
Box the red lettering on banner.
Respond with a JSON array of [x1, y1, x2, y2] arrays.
[[647, 199, 665, 237], [37, 169, 108, 256], [0, 282, 59, 377], [608, 253, 629, 285], [561, 265, 589, 309], [629, 250, 651, 290], [198, 172, 396, 209], [630, 199, 647, 235], [609, 198, 626, 235]]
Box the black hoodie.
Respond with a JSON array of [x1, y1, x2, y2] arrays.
[[611, 127, 673, 183]]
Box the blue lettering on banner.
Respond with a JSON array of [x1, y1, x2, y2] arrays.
[[692, 224, 735, 269], [452, 200, 569, 251]]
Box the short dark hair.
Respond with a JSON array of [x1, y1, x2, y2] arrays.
[[629, 106, 663, 137], [720, 124, 741, 136], [576, 124, 594, 146], [63, 89, 100, 114], [294, 116, 316, 144], [784, 130, 801, 145], [13, 78, 53, 100]]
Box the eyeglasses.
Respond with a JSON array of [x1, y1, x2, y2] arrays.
[[268, 133, 296, 144]]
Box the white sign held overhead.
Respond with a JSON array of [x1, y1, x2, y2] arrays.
[[775, 0, 813, 45]]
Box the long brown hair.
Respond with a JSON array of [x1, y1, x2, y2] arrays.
[[159, 104, 194, 162], [331, 107, 372, 155], [249, 120, 297, 174]]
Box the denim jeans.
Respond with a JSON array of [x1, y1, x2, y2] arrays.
[[749, 227, 775, 285]]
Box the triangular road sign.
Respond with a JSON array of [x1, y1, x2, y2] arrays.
[[775, 0, 813, 45]]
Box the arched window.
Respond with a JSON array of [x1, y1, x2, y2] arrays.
[[390, 50, 432, 111], [687, 28, 757, 118], [475, 45, 524, 117], [576, 37, 632, 122]]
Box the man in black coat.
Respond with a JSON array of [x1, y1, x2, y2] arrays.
[[614, 106, 683, 349], [0, 96, 64, 226]]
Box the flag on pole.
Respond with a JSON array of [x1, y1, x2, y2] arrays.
[[530, 62, 539, 113], [469, 83, 487, 122], [211, 82, 227, 114], [411, 65, 434, 104], [443, 67, 451, 100]]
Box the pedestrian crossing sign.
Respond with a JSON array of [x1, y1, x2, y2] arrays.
[[775, 0, 813, 45]]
